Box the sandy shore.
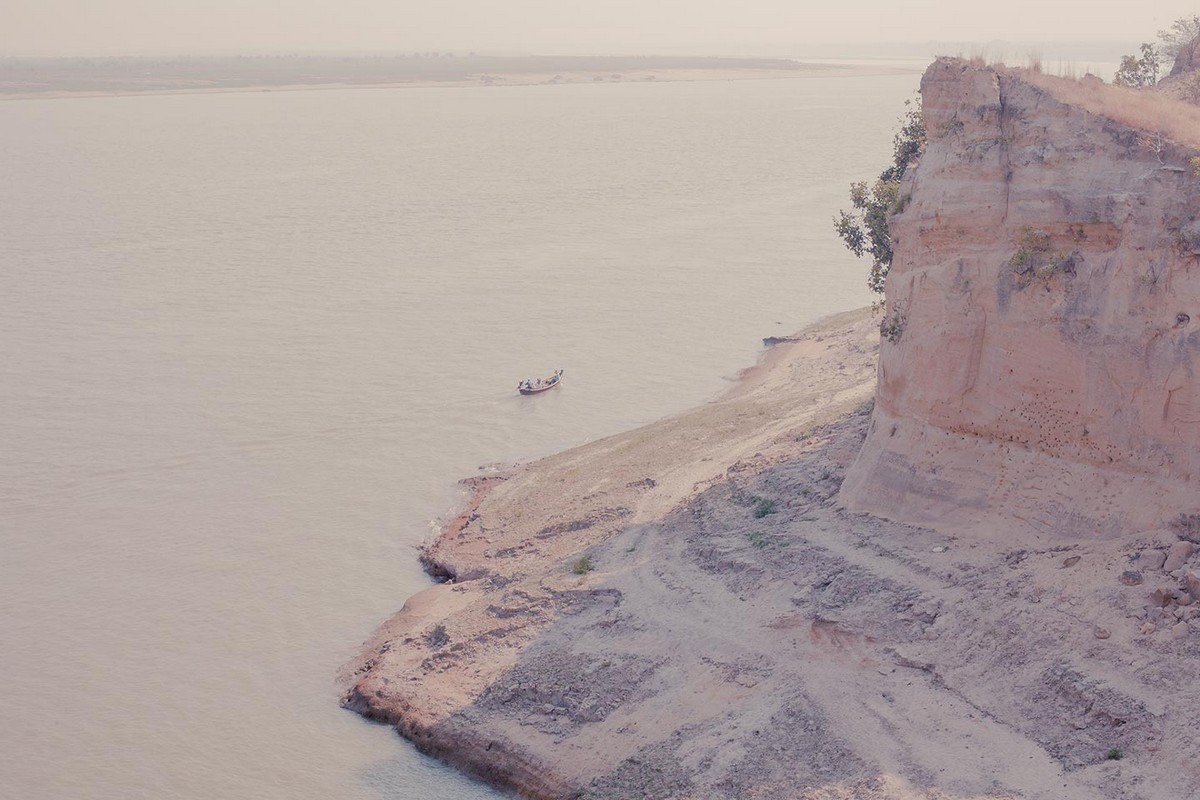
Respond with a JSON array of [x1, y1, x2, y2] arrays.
[[343, 307, 1200, 799], [0, 64, 917, 102]]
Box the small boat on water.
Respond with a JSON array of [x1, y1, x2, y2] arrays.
[[518, 369, 563, 395]]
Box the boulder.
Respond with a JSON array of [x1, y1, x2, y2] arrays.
[[1137, 549, 1167, 571], [1164, 542, 1196, 572], [1184, 570, 1200, 599], [1119, 571, 1144, 586]]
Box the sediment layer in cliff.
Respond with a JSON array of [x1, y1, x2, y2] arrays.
[[841, 58, 1200, 539]]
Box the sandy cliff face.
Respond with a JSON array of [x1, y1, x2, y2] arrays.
[[842, 59, 1200, 538]]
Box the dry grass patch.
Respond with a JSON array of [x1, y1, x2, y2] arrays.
[[1008, 67, 1200, 150]]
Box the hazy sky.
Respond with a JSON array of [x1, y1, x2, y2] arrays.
[[4, 1, 1197, 56]]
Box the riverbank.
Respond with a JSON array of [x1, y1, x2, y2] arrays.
[[343, 307, 1200, 799], [0, 56, 917, 101]]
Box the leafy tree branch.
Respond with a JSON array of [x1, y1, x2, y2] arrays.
[[834, 99, 925, 294]]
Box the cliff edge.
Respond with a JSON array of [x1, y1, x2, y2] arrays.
[[344, 61, 1200, 800], [842, 58, 1200, 539]]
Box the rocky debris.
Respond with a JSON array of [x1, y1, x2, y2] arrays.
[[1150, 587, 1176, 607], [1138, 557, 1200, 640], [1181, 221, 1200, 256], [1163, 541, 1195, 572], [1137, 549, 1167, 571], [1119, 571, 1144, 586], [1185, 571, 1200, 599], [344, 396, 1200, 799], [535, 507, 633, 540], [1171, 514, 1200, 544], [477, 649, 660, 729], [1031, 664, 1162, 771]]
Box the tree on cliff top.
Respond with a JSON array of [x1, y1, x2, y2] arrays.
[[833, 99, 926, 295], [1160, 15, 1200, 60], [1114, 15, 1200, 87], [1114, 43, 1161, 88]]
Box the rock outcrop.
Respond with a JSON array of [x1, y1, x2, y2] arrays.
[[842, 59, 1200, 539], [1158, 34, 1200, 102], [1168, 34, 1200, 79]]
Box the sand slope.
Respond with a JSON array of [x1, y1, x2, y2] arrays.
[[343, 307, 1200, 798]]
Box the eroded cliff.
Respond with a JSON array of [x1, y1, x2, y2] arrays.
[[842, 58, 1200, 539], [343, 61, 1200, 800]]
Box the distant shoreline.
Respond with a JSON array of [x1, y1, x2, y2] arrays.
[[0, 56, 920, 101]]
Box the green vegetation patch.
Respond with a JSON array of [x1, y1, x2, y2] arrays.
[[1114, 15, 1200, 88], [750, 496, 778, 518], [834, 98, 926, 295], [1008, 228, 1075, 287], [879, 303, 907, 344]]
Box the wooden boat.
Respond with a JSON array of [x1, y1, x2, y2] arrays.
[[518, 369, 563, 395]]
